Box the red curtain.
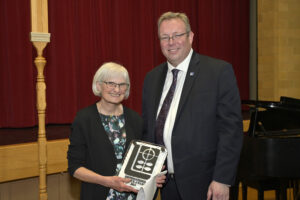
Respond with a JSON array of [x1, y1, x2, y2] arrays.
[[0, 0, 36, 127], [0, 0, 249, 128]]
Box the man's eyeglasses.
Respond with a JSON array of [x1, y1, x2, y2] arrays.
[[159, 32, 189, 43], [102, 81, 129, 91]]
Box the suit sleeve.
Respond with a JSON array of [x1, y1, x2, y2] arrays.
[[213, 65, 243, 185]]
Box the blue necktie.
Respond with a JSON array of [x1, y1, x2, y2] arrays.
[[155, 69, 179, 145]]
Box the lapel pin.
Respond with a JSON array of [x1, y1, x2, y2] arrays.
[[190, 72, 194, 76]]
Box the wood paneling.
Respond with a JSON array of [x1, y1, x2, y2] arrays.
[[0, 139, 68, 182]]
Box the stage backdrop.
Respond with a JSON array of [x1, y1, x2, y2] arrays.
[[0, 0, 249, 128]]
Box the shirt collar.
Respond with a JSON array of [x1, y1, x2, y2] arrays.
[[167, 49, 193, 73]]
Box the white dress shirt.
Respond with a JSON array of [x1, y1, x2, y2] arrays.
[[156, 49, 193, 173]]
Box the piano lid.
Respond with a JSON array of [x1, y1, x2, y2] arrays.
[[242, 96, 300, 112], [242, 96, 300, 137]]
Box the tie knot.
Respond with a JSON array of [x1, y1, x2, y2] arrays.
[[172, 69, 179, 77]]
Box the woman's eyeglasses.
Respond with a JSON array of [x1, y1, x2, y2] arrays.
[[102, 81, 129, 91]]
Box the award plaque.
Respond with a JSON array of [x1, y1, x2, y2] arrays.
[[118, 140, 167, 190]]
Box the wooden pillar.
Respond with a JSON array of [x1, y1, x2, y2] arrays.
[[30, 0, 50, 199]]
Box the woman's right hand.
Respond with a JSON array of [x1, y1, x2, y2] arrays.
[[105, 176, 138, 193]]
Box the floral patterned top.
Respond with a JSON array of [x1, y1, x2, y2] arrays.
[[99, 113, 136, 200]]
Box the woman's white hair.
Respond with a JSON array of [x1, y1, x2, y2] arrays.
[[92, 62, 130, 99]]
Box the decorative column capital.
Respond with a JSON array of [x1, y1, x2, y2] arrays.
[[30, 32, 51, 42]]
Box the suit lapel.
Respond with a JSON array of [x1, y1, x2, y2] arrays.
[[175, 52, 201, 124], [154, 64, 168, 113], [151, 64, 168, 135]]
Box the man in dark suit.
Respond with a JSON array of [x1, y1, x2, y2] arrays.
[[142, 12, 243, 200]]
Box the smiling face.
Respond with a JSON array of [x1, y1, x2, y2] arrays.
[[159, 18, 194, 67], [96, 76, 128, 105]]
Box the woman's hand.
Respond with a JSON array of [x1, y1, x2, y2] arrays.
[[105, 176, 138, 193]]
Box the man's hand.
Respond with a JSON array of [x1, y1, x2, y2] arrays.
[[155, 165, 167, 188], [155, 173, 166, 188], [207, 180, 229, 200]]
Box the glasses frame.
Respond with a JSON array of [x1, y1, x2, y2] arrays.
[[102, 81, 129, 91], [159, 32, 189, 43]]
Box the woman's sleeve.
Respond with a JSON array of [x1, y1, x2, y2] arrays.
[[67, 114, 87, 176]]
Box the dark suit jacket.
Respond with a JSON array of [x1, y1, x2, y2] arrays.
[[142, 52, 243, 199], [67, 104, 142, 200]]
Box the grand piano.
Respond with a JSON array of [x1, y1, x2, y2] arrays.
[[232, 96, 300, 200]]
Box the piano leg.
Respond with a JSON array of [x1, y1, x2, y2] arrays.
[[275, 189, 280, 200], [242, 183, 247, 200], [242, 183, 264, 200], [279, 183, 287, 200], [229, 184, 239, 200], [293, 180, 300, 200], [258, 189, 264, 200]]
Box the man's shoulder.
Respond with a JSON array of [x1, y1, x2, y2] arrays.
[[147, 62, 167, 74], [194, 52, 231, 67], [143, 62, 167, 83]]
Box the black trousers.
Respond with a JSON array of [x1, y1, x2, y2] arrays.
[[159, 174, 211, 200]]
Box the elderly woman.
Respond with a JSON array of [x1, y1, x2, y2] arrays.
[[68, 62, 165, 200]]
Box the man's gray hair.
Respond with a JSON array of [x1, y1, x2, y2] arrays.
[[157, 11, 191, 35]]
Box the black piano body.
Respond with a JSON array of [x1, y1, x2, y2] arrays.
[[235, 96, 300, 200], [241, 136, 300, 179]]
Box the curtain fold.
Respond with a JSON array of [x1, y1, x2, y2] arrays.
[[0, 0, 35, 127], [0, 0, 249, 127]]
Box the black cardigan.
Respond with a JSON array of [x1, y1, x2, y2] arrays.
[[67, 104, 142, 199]]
